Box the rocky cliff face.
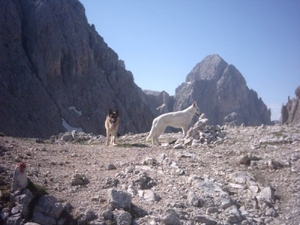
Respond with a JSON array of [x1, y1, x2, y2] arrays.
[[0, 0, 272, 138], [0, 0, 153, 138], [281, 86, 300, 125], [174, 54, 271, 126], [143, 90, 174, 117]]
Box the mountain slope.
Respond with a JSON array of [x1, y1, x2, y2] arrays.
[[0, 0, 153, 138], [174, 54, 271, 126]]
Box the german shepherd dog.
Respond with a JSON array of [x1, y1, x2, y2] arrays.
[[105, 109, 120, 146]]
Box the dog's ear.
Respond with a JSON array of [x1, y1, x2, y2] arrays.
[[115, 109, 119, 115], [193, 101, 197, 107], [109, 108, 113, 114]]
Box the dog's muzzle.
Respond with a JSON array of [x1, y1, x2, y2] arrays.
[[110, 118, 118, 123]]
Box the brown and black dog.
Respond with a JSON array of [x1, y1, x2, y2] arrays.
[[105, 109, 120, 146]]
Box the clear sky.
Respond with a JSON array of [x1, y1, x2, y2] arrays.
[[80, 0, 300, 121]]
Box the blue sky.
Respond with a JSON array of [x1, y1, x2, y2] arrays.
[[80, 0, 300, 121]]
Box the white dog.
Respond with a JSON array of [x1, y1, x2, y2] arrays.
[[146, 101, 200, 145]]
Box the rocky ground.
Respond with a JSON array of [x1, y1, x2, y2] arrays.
[[1, 123, 300, 225]]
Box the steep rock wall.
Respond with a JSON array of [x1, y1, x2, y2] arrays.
[[0, 0, 153, 138], [281, 86, 300, 125]]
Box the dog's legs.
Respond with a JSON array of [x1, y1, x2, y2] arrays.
[[146, 122, 155, 142], [148, 132, 155, 145], [157, 125, 166, 145], [152, 126, 165, 145], [151, 137, 155, 145], [146, 134, 151, 142], [182, 126, 188, 137], [112, 135, 117, 146], [110, 135, 113, 145], [152, 131, 161, 145], [106, 131, 110, 146], [154, 135, 160, 145]]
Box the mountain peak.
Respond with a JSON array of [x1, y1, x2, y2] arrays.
[[176, 55, 271, 126], [186, 54, 228, 82]]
